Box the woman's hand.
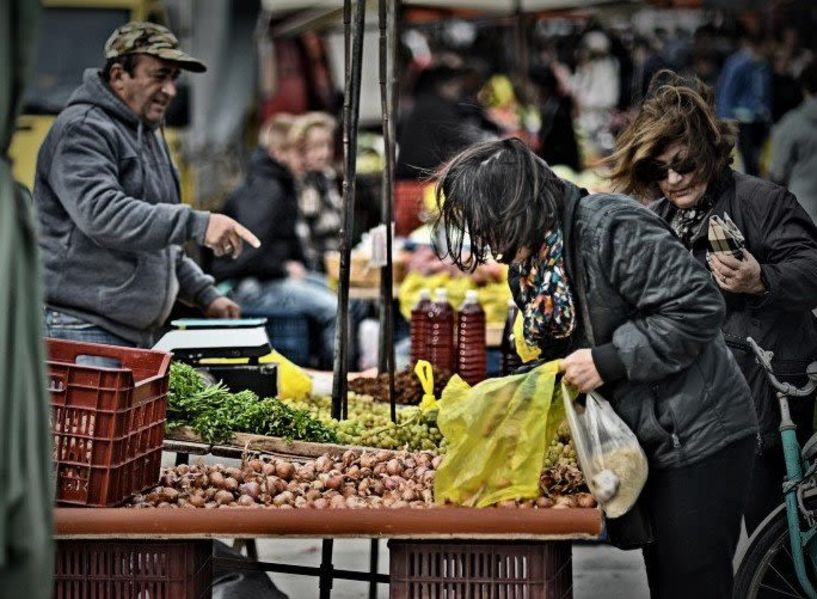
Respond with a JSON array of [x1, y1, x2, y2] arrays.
[[707, 250, 765, 295], [559, 349, 603, 393]]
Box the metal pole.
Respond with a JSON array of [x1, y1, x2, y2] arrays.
[[513, 0, 529, 106], [378, 0, 398, 423], [367, 539, 380, 599], [332, 0, 366, 421], [343, 0, 351, 78]]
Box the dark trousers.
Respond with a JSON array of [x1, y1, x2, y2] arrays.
[[642, 437, 755, 599], [737, 121, 769, 177]]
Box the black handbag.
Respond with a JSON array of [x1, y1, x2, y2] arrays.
[[604, 498, 655, 550]]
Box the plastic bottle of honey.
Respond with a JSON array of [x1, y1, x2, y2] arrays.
[[428, 287, 455, 373], [456, 290, 486, 385], [501, 299, 523, 375], [409, 288, 433, 364]]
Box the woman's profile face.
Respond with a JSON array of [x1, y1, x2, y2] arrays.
[[654, 142, 708, 209]]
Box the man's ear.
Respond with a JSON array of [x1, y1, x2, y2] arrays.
[[108, 63, 127, 93]]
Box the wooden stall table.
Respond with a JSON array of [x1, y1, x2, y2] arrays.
[[55, 506, 603, 598]]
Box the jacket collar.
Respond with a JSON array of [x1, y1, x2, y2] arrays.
[[559, 180, 595, 345]]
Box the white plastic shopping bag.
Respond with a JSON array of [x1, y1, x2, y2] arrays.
[[563, 382, 649, 518]]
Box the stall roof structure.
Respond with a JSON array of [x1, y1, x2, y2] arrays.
[[262, 0, 639, 16]]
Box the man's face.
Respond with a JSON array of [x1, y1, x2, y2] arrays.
[[109, 54, 180, 125]]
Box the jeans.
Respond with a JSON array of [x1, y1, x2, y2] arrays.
[[43, 308, 133, 367], [231, 276, 338, 367]]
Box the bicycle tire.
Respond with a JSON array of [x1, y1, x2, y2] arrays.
[[733, 502, 817, 598]]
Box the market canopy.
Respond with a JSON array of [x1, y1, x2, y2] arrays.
[[262, 0, 639, 16]]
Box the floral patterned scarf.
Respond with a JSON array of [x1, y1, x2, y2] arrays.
[[515, 228, 577, 346]]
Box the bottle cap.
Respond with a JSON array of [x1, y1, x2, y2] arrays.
[[465, 290, 479, 303], [418, 289, 431, 300], [434, 287, 448, 301]]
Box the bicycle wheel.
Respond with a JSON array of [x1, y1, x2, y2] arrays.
[[734, 504, 817, 598]]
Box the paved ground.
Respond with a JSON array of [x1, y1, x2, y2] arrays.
[[244, 538, 652, 599]]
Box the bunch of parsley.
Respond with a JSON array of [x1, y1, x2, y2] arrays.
[[166, 362, 338, 445]]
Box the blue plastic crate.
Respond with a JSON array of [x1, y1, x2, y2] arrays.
[[255, 313, 311, 366]]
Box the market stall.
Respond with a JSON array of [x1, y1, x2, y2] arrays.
[[54, 506, 602, 597]]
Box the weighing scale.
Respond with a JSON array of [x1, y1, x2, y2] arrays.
[[153, 319, 278, 397]]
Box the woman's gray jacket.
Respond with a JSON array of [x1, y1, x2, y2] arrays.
[[510, 184, 757, 470]]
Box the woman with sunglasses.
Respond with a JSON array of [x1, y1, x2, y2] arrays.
[[610, 70, 817, 537], [435, 137, 757, 599]]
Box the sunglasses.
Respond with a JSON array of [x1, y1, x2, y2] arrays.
[[637, 156, 698, 183]]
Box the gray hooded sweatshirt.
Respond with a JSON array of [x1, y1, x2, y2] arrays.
[[770, 96, 817, 224], [34, 69, 219, 347]]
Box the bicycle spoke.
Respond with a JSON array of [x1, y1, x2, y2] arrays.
[[763, 546, 807, 599], [758, 581, 805, 598]]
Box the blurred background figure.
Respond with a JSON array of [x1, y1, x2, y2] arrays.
[[716, 28, 772, 176], [770, 60, 817, 224], [529, 63, 581, 172], [396, 63, 496, 181], [290, 112, 343, 273], [211, 114, 337, 369], [571, 30, 620, 159]]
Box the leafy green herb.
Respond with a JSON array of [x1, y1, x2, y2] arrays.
[[166, 362, 337, 444]]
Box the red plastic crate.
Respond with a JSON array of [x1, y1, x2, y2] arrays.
[[389, 540, 572, 599], [54, 540, 212, 599], [46, 338, 171, 507], [395, 180, 427, 237]]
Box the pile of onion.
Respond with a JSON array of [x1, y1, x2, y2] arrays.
[[127, 449, 595, 510]]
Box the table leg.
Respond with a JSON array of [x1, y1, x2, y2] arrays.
[[319, 538, 334, 599], [369, 539, 379, 599]]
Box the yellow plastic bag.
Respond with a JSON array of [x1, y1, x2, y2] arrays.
[[198, 350, 312, 400], [262, 350, 312, 400], [434, 360, 564, 507], [414, 360, 439, 414]]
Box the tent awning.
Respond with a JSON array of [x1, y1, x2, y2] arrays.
[[262, 0, 638, 17]]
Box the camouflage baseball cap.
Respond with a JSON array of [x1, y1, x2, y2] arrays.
[[104, 22, 207, 73]]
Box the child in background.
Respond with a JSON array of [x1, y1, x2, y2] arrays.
[[290, 112, 343, 272]]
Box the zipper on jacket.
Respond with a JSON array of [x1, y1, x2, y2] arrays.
[[671, 434, 681, 448]]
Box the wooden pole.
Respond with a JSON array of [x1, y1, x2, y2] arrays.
[[514, 0, 529, 105], [378, 0, 399, 423], [332, 0, 366, 421]]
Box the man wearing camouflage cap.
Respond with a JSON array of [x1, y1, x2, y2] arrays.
[[34, 22, 261, 348]]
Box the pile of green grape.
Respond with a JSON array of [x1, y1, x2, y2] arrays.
[[281, 393, 443, 452], [543, 420, 578, 468]]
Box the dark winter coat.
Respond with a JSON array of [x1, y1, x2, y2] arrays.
[[211, 148, 304, 282], [653, 170, 817, 449], [510, 183, 757, 470]]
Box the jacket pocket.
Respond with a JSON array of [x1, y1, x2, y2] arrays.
[[642, 384, 678, 448], [100, 253, 167, 330], [614, 381, 673, 452]]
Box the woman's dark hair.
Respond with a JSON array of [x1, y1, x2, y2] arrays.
[[607, 69, 736, 200], [432, 138, 565, 272], [102, 53, 141, 82]]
